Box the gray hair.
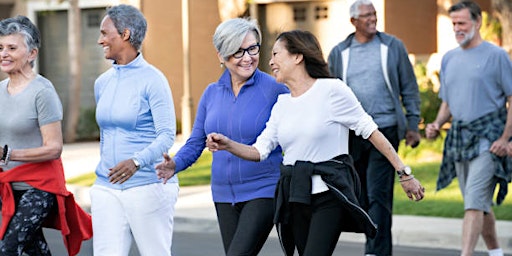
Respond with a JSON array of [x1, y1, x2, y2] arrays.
[[106, 4, 147, 50], [213, 18, 262, 61], [0, 15, 41, 67], [349, 0, 374, 18], [448, 1, 481, 22]]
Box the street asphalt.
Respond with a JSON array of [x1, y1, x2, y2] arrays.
[[61, 140, 512, 255]]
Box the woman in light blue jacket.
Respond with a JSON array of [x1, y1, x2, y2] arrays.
[[91, 5, 177, 256]]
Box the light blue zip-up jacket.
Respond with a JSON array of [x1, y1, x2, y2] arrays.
[[328, 31, 420, 140], [94, 53, 177, 190]]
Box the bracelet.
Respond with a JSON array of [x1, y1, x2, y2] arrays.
[[4, 146, 11, 166], [399, 175, 415, 183]]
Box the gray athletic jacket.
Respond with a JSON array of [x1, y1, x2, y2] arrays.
[[328, 31, 421, 140]]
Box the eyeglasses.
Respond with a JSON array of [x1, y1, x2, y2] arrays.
[[357, 11, 377, 19], [232, 44, 260, 59]]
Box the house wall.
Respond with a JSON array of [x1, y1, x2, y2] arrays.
[[37, 8, 110, 112], [255, 0, 387, 74], [142, 0, 222, 130], [384, 0, 437, 56]]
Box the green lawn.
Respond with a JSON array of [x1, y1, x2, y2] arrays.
[[66, 141, 512, 221]]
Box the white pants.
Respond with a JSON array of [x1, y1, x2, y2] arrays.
[[90, 182, 179, 256]]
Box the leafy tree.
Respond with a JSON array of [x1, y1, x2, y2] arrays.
[[492, 0, 512, 57]]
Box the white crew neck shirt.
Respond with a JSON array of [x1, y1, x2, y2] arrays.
[[253, 78, 377, 193]]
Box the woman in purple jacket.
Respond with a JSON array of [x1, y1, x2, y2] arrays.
[[156, 18, 288, 255]]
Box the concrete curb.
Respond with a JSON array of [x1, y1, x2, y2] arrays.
[[62, 141, 512, 255], [67, 184, 512, 255]]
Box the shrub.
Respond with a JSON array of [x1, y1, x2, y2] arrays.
[[414, 61, 442, 127]]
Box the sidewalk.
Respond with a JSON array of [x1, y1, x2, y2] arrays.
[[62, 141, 512, 255]]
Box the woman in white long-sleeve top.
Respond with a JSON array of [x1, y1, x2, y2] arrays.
[[206, 30, 425, 256]]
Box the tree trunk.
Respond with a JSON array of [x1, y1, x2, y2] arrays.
[[493, 0, 512, 57], [64, 0, 82, 142]]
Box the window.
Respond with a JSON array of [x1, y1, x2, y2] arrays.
[[315, 5, 328, 20], [87, 13, 101, 27], [293, 6, 307, 22]]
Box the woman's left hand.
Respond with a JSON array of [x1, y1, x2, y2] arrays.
[[109, 159, 137, 184], [399, 177, 425, 201], [155, 153, 176, 184]]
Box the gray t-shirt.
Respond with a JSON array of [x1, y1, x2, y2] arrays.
[[440, 41, 512, 122], [346, 36, 396, 128], [440, 41, 512, 153], [0, 75, 63, 190]]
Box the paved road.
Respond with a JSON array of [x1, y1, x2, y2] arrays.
[[44, 229, 503, 256]]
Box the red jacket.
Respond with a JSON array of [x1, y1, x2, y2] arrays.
[[0, 159, 93, 256]]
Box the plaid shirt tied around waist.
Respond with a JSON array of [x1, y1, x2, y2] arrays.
[[437, 108, 512, 205]]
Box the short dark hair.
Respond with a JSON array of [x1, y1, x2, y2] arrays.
[[275, 30, 330, 79], [448, 1, 481, 22]]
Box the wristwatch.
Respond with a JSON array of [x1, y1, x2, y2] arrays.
[[132, 158, 141, 171], [396, 166, 412, 178]]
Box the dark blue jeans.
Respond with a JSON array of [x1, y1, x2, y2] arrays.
[[350, 126, 399, 256], [0, 188, 56, 256], [215, 198, 274, 256]]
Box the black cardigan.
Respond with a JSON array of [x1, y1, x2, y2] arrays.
[[275, 154, 377, 254]]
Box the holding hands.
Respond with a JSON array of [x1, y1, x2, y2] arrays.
[[155, 153, 177, 184], [207, 132, 425, 202], [206, 133, 231, 152]]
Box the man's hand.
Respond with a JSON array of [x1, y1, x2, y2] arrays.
[[425, 123, 440, 139], [490, 137, 509, 157], [405, 130, 421, 148]]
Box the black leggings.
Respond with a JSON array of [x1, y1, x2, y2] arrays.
[[214, 198, 274, 256], [0, 188, 56, 256], [281, 191, 345, 256]]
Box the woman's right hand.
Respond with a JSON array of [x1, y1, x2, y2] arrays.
[[156, 153, 176, 184]]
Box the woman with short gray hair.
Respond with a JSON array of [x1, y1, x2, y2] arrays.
[[0, 15, 92, 255], [92, 4, 178, 256], [104, 4, 147, 50], [156, 17, 289, 255]]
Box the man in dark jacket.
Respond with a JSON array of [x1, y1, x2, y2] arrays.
[[327, 0, 421, 255]]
